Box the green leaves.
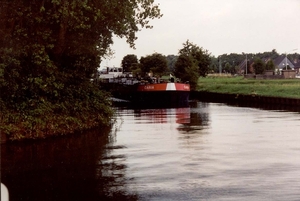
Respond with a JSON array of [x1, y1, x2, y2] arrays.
[[121, 54, 139, 72], [175, 40, 211, 90], [253, 58, 266, 75], [266, 60, 275, 71], [140, 53, 168, 76], [1, 0, 161, 140]]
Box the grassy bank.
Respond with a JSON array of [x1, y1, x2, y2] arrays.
[[197, 75, 300, 99]]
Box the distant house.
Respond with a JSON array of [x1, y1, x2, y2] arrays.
[[238, 55, 297, 75], [293, 61, 300, 74], [273, 55, 295, 71]]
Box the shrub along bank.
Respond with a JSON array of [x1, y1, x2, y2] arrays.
[[0, 84, 114, 142]]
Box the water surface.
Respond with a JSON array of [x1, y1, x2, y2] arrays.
[[2, 102, 300, 200]]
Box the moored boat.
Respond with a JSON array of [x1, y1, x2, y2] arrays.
[[98, 67, 190, 107], [133, 82, 190, 107]]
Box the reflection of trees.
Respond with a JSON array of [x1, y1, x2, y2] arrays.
[[176, 103, 210, 147], [177, 112, 209, 134], [1, 127, 138, 201], [177, 102, 210, 134]]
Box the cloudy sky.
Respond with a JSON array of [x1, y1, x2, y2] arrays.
[[101, 0, 300, 68]]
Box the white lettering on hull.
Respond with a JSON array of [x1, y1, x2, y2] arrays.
[[144, 85, 154, 90]]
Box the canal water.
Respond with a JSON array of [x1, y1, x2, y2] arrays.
[[1, 102, 300, 201]]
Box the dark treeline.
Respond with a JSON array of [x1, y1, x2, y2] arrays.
[[122, 49, 300, 77], [0, 0, 162, 141], [121, 40, 211, 90]]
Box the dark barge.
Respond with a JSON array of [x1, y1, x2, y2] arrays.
[[98, 67, 190, 107]]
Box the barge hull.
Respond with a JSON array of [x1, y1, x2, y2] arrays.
[[133, 91, 190, 107]]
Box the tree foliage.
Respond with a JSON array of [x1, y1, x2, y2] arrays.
[[288, 53, 300, 64], [174, 55, 193, 80], [253, 58, 265, 74], [174, 40, 210, 90], [121, 54, 139, 72], [177, 40, 210, 77], [0, 0, 162, 140], [255, 49, 279, 60], [140, 53, 168, 76], [265, 60, 275, 71]]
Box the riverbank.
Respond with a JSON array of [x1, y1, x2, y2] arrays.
[[197, 76, 300, 99], [190, 91, 300, 112], [192, 75, 300, 109]]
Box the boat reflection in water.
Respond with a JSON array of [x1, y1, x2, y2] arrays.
[[131, 102, 209, 130]]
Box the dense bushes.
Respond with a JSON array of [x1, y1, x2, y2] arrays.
[[0, 82, 113, 140]]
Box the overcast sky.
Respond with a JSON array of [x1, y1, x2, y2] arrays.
[[101, 0, 300, 68]]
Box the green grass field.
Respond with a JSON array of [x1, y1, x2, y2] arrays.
[[197, 75, 300, 99]]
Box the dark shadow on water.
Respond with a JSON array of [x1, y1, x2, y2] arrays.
[[1, 127, 139, 201], [227, 101, 300, 113], [191, 92, 300, 113]]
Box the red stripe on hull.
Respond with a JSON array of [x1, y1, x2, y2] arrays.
[[175, 83, 190, 91]]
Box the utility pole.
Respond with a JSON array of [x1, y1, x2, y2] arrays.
[[285, 53, 287, 70], [219, 57, 222, 74], [246, 54, 248, 75]]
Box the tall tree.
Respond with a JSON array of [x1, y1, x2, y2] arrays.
[[178, 40, 210, 77], [174, 40, 210, 90], [0, 0, 162, 139]]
